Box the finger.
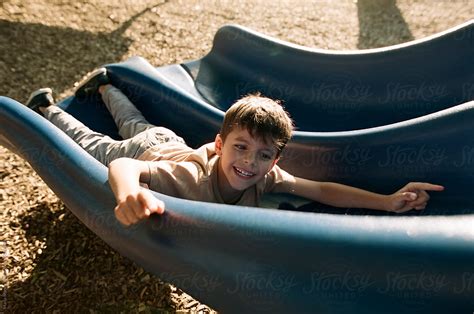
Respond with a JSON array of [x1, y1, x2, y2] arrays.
[[138, 192, 165, 215], [411, 191, 431, 207], [137, 193, 151, 217], [118, 198, 141, 224], [405, 192, 427, 207], [122, 205, 139, 224], [156, 199, 165, 214], [138, 192, 164, 215], [420, 190, 429, 199], [126, 195, 147, 221], [418, 190, 430, 202], [414, 202, 427, 210], [405, 199, 425, 208], [115, 205, 131, 226], [409, 182, 445, 192], [401, 192, 418, 201]]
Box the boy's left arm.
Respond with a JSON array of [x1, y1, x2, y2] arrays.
[[276, 176, 444, 213]]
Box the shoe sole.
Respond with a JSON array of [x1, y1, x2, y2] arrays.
[[74, 68, 107, 95], [26, 87, 53, 107]]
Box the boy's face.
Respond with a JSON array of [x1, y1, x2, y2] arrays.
[[215, 127, 279, 194]]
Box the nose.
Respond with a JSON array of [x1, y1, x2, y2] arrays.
[[243, 151, 257, 166]]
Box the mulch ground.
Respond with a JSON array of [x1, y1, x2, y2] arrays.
[[1, 0, 472, 312]]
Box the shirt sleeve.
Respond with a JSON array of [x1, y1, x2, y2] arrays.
[[145, 160, 203, 199], [262, 165, 295, 194]]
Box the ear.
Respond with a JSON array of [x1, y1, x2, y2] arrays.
[[215, 134, 223, 156]]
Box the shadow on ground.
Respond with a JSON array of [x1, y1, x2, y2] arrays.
[[0, 20, 128, 103], [0, 3, 165, 103], [8, 201, 175, 312], [357, 0, 414, 49]]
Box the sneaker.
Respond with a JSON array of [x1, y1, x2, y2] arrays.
[[26, 88, 55, 113], [74, 67, 109, 98]]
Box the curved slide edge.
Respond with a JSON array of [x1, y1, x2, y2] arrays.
[[186, 21, 474, 131]]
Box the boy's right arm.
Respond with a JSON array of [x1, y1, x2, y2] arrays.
[[108, 158, 165, 226]]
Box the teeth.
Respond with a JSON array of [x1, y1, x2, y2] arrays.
[[235, 167, 254, 177]]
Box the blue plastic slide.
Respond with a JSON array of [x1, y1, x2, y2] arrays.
[[1, 21, 473, 313]]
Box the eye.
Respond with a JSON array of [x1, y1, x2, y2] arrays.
[[260, 152, 273, 161], [234, 144, 246, 150]]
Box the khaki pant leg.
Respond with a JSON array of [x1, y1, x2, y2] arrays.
[[43, 106, 148, 166], [101, 85, 155, 139]]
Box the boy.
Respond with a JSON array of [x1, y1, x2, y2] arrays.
[[26, 68, 444, 226]]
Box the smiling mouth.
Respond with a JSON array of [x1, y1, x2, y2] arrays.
[[233, 166, 256, 178]]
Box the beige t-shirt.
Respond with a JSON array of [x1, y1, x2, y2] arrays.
[[138, 142, 294, 207]]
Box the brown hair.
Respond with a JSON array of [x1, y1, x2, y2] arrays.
[[219, 93, 294, 156]]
